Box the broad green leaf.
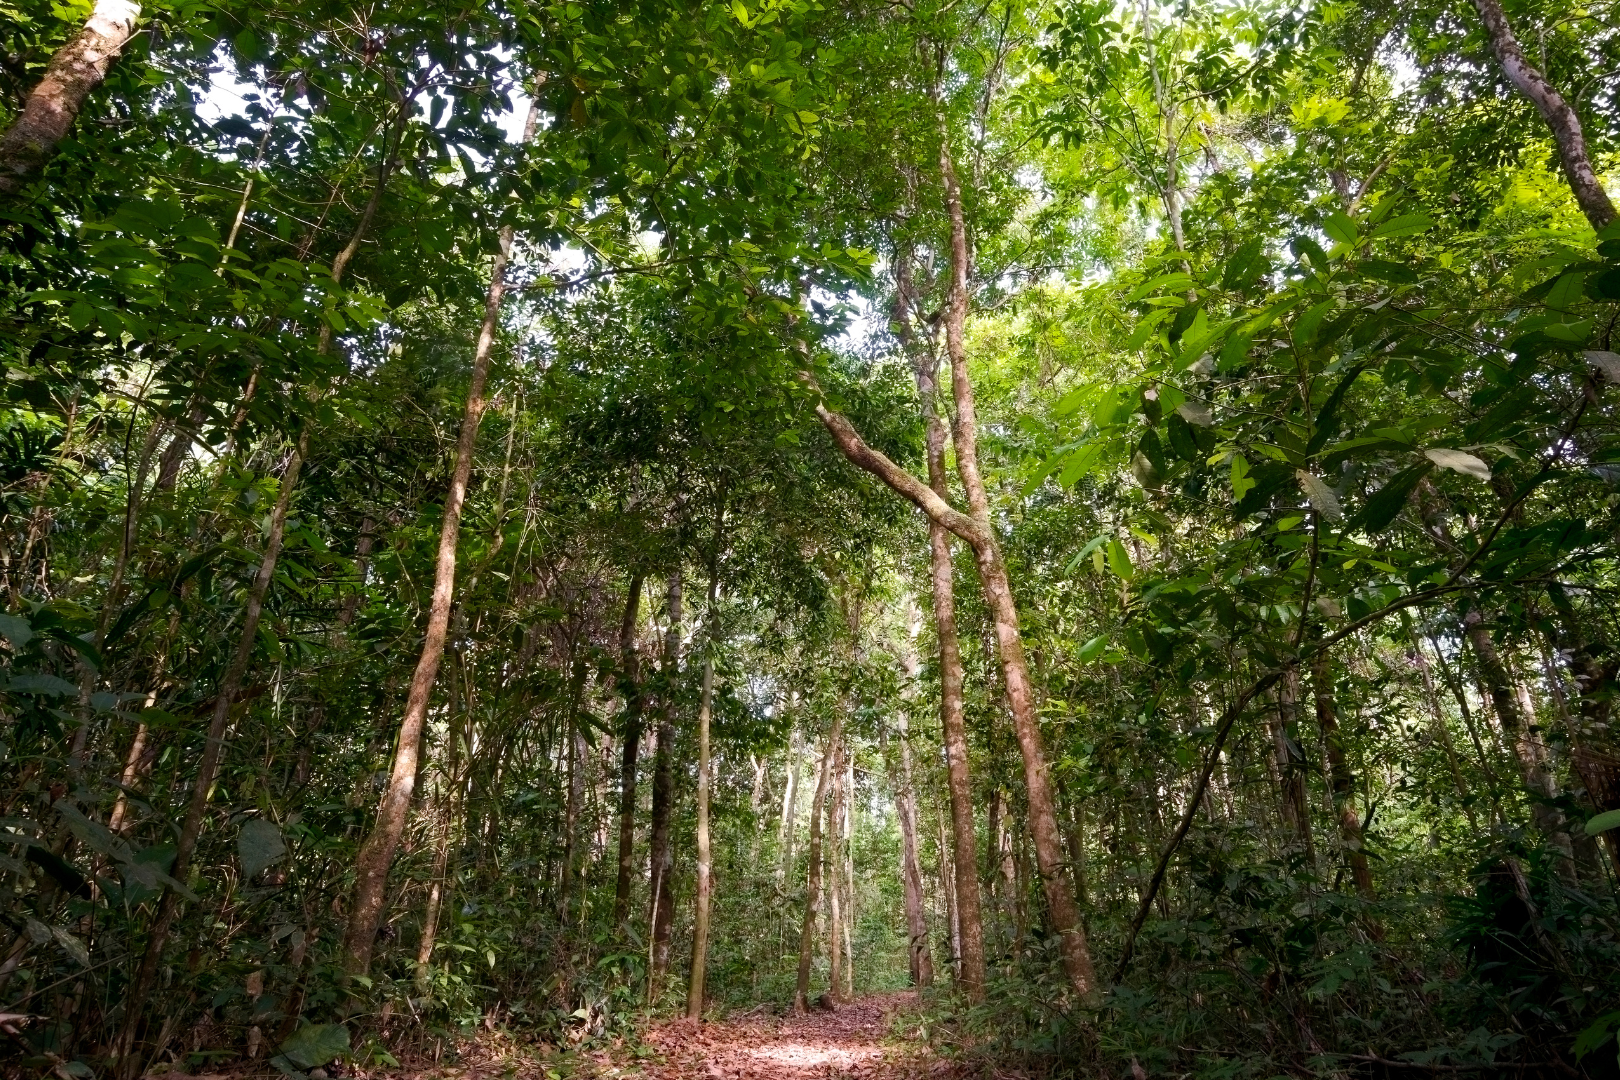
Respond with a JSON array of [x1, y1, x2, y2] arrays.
[[1231, 453, 1255, 503], [1105, 539, 1134, 580], [1351, 461, 1433, 533], [7, 673, 77, 695], [52, 925, 90, 968], [1176, 400, 1213, 427], [238, 818, 288, 879], [0, 613, 33, 648], [1586, 809, 1620, 836], [276, 1023, 350, 1071], [1369, 213, 1433, 239], [1322, 212, 1356, 246]]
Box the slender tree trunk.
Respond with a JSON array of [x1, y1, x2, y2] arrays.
[[777, 724, 801, 890], [108, 609, 180, 833], [794, 715, 841, 1014], [613, 575, 645, 931], [1311, 651, 1372, 900], [0, 0, 140, 195], [1270, 669, 1316, 859], [1469, 0, 1616, 229], [842, 744, 856, 999], [1408, 639, 1479, 829], [1544, 586, 1620, 876], [648, 571, 681, 988], [826, 734, 845, 1003], [888, 717, 933, 986], [808, 140, 1094, 1001], [416, 698, 467, 993], [121, 427, 309, 1061], [560, 657, 588, 920], [894, 251, 986, 1001], [938, 813, 960, 980], [686, 568, 719, 1019], [340, 103, 538, 976], [935, 137, 1095, 998], [1462, 606, 1575, 867]]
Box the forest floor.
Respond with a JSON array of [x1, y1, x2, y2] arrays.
[[406, 992, 984, 1080], [580, 991, 974, 1080]]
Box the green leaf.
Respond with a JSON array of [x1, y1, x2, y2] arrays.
[[51, 925, 90, 968], [1369, 213, 1433, 239], [238, 818, 288, 879], [1573, 1011, 1620, 1060], [275, 1024, 350, 1071], [7, 673, 78, 696], [1585, 809, 1620, 836], [1323, 212, 1357, 246], [1106, 539, 1134, 580], [1230, 453, 1256, 504], [1125, 272, 1194, 303], [0, 613, 34, 648], [1351, 461, 1433, 533]]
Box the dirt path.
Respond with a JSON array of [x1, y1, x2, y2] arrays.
[[591, 992, 959, 1080]]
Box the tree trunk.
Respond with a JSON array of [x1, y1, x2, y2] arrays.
[[686, 567, 719, 1019], [648, 571, 682, 988], [415, 694, 467, 994], [560, 657, 589, 921], [121, 426, 309, 1059], [938, 813, 961, 981], [807, 139, 1094, 1002], [935, 137, 1095, 999], [612, 575, 645, 931], [1461, 606, 1575, 867], [1311, 651, 1372, 900], [1543, 586, 1620, 876], [888, 716, 933, 986], [894, 249, 987, 1001], [826, 733, 846, 1002], [1469, 0, 1616, 229], [794, 715, 841, 1014], [0, 0, 140, 195], [777, 723, 802, 890], [340, 103, 538, 975], [1270, 668, 1316, 860]]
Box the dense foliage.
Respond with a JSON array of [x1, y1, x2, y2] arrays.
[[4, 0, 1620, 1076]]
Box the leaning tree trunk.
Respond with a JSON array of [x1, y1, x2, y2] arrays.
[[1469, 0, 1616, 229], [894, 251, 986, 1001], [647, 570, 682, 988], [340, 102, 538, 975], [612, 574, 645, 931], [0, 0, 140, 195], [794, 715, 841, 1014]]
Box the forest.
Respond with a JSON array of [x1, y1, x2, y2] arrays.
[[3, 0, 1620, 1075]]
